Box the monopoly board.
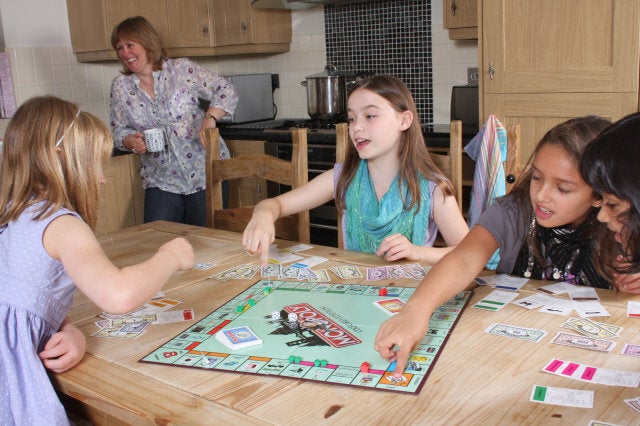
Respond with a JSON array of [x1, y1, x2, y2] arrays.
[[142, 280, 472, 394]]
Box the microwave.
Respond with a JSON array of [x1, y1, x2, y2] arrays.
[[218, 73, 275, 124]]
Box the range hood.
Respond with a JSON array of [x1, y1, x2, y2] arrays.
[[252, 0, 384, 9]]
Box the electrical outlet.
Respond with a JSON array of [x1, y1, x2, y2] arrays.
[[271, 73, 280, 91], [467, 67, 479, 87]]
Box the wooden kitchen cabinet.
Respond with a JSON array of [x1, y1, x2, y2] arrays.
[[480, 0, 640, 167], [96, 154, 144, 235], [443, 0, 478, 40], [66, 0, 291, 62], [224, 139, 268, 208], [212, 0, 292, 48]]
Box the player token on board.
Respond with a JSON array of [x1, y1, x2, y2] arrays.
[[378, 288, 388, 296], [360, 362, 370, 373]]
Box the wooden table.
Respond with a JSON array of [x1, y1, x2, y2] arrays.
[[56, 221, 640, 425]]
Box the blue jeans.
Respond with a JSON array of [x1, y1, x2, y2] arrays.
[[144, 183, 228, 227]]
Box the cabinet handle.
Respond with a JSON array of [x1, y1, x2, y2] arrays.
[[202, 24, 209, 38], [451, 0, 457, 16], [241, 22, 247, 33], [256, 183, 261, 196], [488, 62, 495, 80]]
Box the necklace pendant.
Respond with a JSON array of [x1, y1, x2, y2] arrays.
[[553, 270, 561, 279], [524, 271, 532, 278]]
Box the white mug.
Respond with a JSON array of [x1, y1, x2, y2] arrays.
[[143, 128, 165, 152]]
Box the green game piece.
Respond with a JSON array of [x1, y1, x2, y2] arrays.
[[294, 357, 301, 364], [288, 355, 295, 363], [320, 360, 327, 367], [236, 305, 243, 312], [247, 299, 256, 306], [314, 359, 320, 367]]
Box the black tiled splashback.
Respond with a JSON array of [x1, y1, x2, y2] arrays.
[[325, 0, 432, 124]]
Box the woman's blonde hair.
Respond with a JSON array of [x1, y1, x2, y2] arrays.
[[0, 96, 113, 229], [111, 16, 167, 75]]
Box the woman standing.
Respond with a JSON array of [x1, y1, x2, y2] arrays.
[[109, 16, 238, 226]]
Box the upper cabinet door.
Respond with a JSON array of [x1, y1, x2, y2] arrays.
[[166, 0, 212, 48], [482, 0, 640, 94]]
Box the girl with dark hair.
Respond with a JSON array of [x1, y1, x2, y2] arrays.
[[581, 112, 640, 294]]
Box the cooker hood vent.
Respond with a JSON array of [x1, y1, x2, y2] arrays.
[[252, 0, 386, 9]]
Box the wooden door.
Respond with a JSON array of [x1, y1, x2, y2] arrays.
[[105, 0, 171, 47], [480, 0, 640, 164], [166, 0, 212, 48], [212, 0, 252, 46], [443, 0, 478, 39], [67, 0, 110, 53]]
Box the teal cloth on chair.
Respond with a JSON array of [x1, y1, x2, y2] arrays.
[[464, 115, 508, 269]]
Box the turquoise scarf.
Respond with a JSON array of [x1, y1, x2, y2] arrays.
[[345, 160, 431, 253]]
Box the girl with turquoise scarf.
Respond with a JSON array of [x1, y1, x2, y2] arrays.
[[243, 75, 468, 265]]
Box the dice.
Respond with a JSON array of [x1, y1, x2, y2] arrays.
[[271, 311, 281, 320], [288, 313, 298, 322]]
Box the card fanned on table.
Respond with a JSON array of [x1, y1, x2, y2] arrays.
[[216, 326, 263, 350]]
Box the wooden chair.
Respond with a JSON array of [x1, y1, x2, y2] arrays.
[[335, 123, 349, 249], [205, 127, 310, 244], [429, 120, 464, 211], [504, 123, 522, 193]]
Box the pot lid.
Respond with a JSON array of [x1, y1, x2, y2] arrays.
[[307, 64, 355, 78]]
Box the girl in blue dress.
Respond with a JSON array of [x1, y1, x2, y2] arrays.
[[0, 96, 195, 425]]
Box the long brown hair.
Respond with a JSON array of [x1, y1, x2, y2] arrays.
[[110, 16, 167, 75], [509, 115, 612, 265], [0, 96, 113, 229], [335, 75, 454, 212]]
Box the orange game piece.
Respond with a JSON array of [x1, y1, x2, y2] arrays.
[[360, 362, 370, 373], [378, 288, 388, 296]]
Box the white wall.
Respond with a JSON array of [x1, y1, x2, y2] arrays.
[[0, 0, 70, 46]]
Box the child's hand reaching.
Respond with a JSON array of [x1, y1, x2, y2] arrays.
[[376, 234, 419, 262], [158, 237, 195, 271], [374, 304, 431, 378], [242, 209, 277, 266], [39, 319, 86, 374]]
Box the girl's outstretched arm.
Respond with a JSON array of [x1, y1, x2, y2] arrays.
[[375, 225, 498, 377], [43, 214, 195, 314], [242, 168, 336, 265]]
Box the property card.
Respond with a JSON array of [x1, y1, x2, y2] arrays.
[[281, 243, 313, 253], [627, 301, 640, 317], [621, 343, 640, 357], [542, 358, 640, 387], [568, 285, 599, 301], [484, 323, 547, 342], [537, 298, 575, 316], [475, 274, 529, 291], [152, 308, 195, 324], [511, 293, 555, 310], [574, 301, 610, 318], [530, 385, 593, 408], [472, 290, 518, 311], [290, 255, 329, 269], [373, 298, 405, 315], [536, 282, 571, 295], [216, 326, 263, 350], [550, 331, 616, 352]]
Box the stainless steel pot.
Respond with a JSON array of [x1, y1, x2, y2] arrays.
[[301, 64, 355, 121]]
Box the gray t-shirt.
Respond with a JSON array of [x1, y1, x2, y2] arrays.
[[475, 195, 529, 274]]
